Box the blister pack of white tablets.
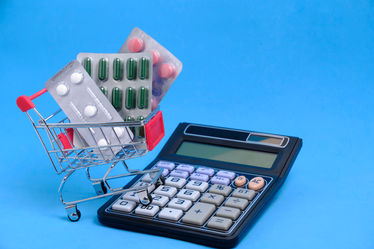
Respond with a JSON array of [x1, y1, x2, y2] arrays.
[[45, 60, 134, 159], [77, 53, 153, 123], [119, 27, 183, 110]]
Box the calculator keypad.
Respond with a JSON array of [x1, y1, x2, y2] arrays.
[[109, 161, 272, 235]]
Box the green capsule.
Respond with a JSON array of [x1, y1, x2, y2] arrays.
[[98, 58, 108, 81], [113, 58, 123, 81], [83, 57, 92, 76], [138, 86, 148, 109], [99, 86, 107, 96], [137, 116, 145, 138], [139, 57, 149, 80], [125, 87, 136, 109], [125, 116, 135, 133], [111, 87, 122, 110], [126, 58, 137, 80]]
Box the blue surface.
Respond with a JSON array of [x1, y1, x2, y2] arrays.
[[1, 1, 373, 248]]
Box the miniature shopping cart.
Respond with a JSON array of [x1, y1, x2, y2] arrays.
[[16, 89, 165, 222]]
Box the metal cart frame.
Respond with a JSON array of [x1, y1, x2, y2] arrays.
[[17, 88, 165, 221]]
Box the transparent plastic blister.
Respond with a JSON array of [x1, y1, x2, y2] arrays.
[[45, 60, 134, 159], [119, 27, 183, 110], [77, 53, 153, 122]]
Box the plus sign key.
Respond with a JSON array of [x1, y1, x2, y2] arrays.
[[182, 202, 216, 226]]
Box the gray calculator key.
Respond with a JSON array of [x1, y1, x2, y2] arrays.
[[182, 202, 216, 226], [207, 216, 233, 231], [168, 198, 192, 211], [200, 193, 224, 206], [135, 204, 160, 217], [224, 197, 249, 210], [185, 180, 209, 192], [122, 191, 139, 202], [151, 194, 169, 207], [216, 207, 241, 220], [133, 181, 155, 193], [158, 207, 183, 221], [208, 184, 232, 196], [112, 199, 137, 212], [177, 189, 200, 201], [165, 177, 187, 188], [153, 185, 177, 198], [232, 188, 256, 201]]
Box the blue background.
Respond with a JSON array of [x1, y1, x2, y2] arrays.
[[1, 0, 373, 248]]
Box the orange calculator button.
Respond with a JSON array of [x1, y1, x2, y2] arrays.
[[234, 176, 247, 187], [248, 177, 265, 191]]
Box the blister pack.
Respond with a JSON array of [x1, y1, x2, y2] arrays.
[[77, 53, 153, 122], [45, 60, 134, 159], [119, 27, 183, 110]]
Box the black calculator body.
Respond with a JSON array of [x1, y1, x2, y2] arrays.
[[98, 123, 302, 248]]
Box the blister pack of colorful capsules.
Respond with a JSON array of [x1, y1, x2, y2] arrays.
[[119, 27, 183, 110], [77, 53, 153, 122]]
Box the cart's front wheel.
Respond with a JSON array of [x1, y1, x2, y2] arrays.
[[139, 193, 153, 206], [66, 205, 81, 222]]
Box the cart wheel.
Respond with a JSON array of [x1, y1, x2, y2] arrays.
[[67, 207, 81, 222], [156, 175, 165, 187], [140, 193, 153, 206]]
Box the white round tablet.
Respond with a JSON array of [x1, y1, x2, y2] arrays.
[[114, 127, 124, 137], [56, 84, 69, 96], [97, 138, 108, 147], [70, 72, 83, 84], [84, 105, 97, 117]]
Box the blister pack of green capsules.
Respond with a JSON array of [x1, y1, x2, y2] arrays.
[[77, 53, 153, 123]]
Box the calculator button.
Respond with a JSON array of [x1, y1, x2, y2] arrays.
[[135, 204, 160, 217], [153, 186, 177, 198], [133, 181, 155, 193], [185, 180, 209, 192], [207, 216, 233, 231], [176, 164, 195, 173], [248, 177, 265, 191], [216, 170, 236, 180], [190, 173, 209, 182], [141, 174, 153, 182], [224, 197, 249, 210], [182, 202, 216, 226], [112, 199, 136, 212], [151, 194, 169, 207], [122, 191, 139, 202], [177, 189, 200, 201], [200, 193, 224, 206], [165, 177, 187, 188], [232, 188, 256, 201], [234, 176, 247, 187], [168, 198, 192, 211], [142, 169, 169, 182], [156, 161, 175, 171], [208, 184, 232, 196], [158, 207, 183, 221], [216, 207, 241, 220], [170, 170, 189, 179], [196, 167, 215, 176], [210, 176, 230, 186]]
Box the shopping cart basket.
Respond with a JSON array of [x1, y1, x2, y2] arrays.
[[16, 88, 165, 221]]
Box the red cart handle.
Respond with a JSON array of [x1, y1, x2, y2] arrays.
[[16, 88, 48, 112]]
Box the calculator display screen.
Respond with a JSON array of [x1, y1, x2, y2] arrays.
[[176, 141, 277, 168]]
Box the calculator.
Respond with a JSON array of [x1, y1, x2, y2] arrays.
[[98, 123, 302, 248]]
